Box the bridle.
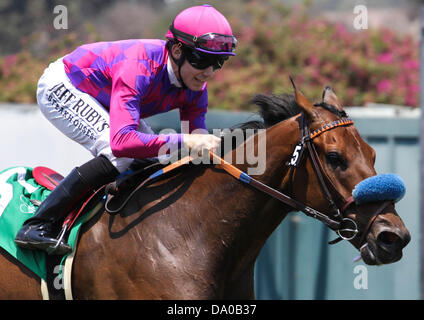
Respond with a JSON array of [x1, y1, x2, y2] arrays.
[[289, 112, 393, 245], [105, 110, 389, 246], [209, 111, 386, 245], [286, 112, 359, 244]]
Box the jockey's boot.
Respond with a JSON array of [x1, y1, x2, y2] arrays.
[[15, 155, 119, 255]]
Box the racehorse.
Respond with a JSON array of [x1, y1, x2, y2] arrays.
[[0, 83, 410, 299]]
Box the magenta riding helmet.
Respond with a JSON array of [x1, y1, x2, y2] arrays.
[[166, 4, 237, 56]]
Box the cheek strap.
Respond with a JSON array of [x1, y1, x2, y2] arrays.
[[352, 173, 406, 204]]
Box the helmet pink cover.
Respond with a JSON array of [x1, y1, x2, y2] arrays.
[[166, 5, 234, 53]]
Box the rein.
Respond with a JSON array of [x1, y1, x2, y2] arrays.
[[210, 113, 358, 244], [208, 151, 342, 231], [105, 150, 344, 232], [105, 112, 379, 245]]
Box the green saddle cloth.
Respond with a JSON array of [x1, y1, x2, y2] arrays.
[[0, 166, 92, 280]]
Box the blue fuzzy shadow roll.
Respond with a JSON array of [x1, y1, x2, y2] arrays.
[[352, 174, 406, 205]]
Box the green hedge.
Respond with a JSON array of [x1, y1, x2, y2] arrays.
[[0, 1, 418, 109], [208, 1, 419, 110]]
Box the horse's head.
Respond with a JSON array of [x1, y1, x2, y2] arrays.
[[291, 80, 410, 265]]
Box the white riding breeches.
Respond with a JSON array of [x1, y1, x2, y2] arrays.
[[37, 58, 154, 173]]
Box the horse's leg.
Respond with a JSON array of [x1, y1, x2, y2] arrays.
[[0, 249, 43, 299]]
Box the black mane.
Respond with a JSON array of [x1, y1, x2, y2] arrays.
[[221, 92, 348, 151], [247, 93, 301, 128], [237, 93, 348, 130], [219, 93, 299, 150]]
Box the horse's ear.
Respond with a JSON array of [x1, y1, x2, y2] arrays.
[[322, 86, 342, 110], [289, 76, 319, 121]]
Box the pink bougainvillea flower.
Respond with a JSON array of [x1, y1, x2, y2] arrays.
[[402, 59, 419, 70], [377, 79, 392, 93], [376, 52, 394, 64]]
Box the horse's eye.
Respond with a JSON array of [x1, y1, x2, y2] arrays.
[[326, 152, 347, 171]]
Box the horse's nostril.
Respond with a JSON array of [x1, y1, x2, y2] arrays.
[[377, 231, 401, 246]]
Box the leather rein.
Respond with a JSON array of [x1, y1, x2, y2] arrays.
[[213, 112, 360, 245], [105, 112, 386, 245]]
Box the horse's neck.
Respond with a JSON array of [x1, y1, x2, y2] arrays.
[[232, 116, 301, 186], [206, 117, 301, 270], [89, 118, 303, 297]]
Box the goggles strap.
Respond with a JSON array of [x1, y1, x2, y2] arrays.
[[170, 23, 235, 53], [177, 64, 187, 90]]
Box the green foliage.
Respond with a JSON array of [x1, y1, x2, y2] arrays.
[[0, 0, 419, 109], [0, 31, 97, 103], [207, 1, 419, 109]]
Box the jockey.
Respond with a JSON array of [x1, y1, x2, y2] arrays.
[[15, 4, 237, 255]]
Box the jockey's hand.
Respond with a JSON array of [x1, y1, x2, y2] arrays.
[[183, 134, 221, 157]]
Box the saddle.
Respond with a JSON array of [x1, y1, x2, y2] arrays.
[[33, 159, 165, 233], [30, 159, 165, 299]]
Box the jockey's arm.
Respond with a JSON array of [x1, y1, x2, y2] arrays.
[[109, 74, 219, 159], [108, 69, 183, 159], [179, 93, 220, 153]]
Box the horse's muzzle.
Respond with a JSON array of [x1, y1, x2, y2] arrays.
[[360, 226, 410, 265]]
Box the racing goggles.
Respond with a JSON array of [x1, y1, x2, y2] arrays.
[[195, 32, 237, 54], [183, 46, 228, 70], [171, 25, 237, 54]]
